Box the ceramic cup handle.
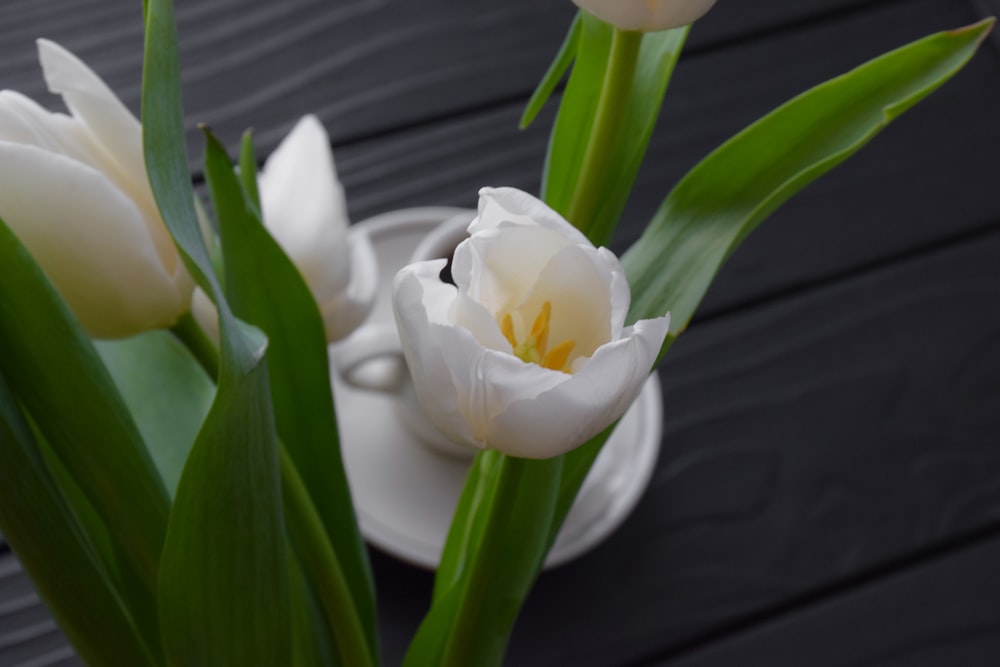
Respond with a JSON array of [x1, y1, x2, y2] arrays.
[[333, 324, 404, 389]]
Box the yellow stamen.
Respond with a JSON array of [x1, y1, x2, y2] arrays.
[[500, 313, 517, 348], [500, 301, 577, 374], [541, 340, 576, 373], [529, 301, 551, 357]]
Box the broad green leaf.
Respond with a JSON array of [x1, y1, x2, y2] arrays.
[[405, 453, 560, 667], [520, 12, 582, 129], [0, 372, 159, 666], [203, 128, 376, 665], [95, 331, 215, 497], [143, 1, 290, 663], [543, 17, 688, 246], [0, 216, 169, 643], [624, 18, 995, 332]]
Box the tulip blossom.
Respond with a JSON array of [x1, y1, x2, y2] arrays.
[[0, 40, 191, 338], [392, 187, 670, 459], [572, 0, 716, 32], [193, 115, 376, 343]]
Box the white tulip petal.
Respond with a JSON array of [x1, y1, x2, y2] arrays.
[[259, 114, 351, 293], [513, 243, 613, 362], [191, 288, 220, 343], [0, 91, 92, 163], [37, 40, 182, 284], [36, 40, 146, 197], [318, 229, 377, 342], [0, 142, 182, 338], [394, 263, 476, 445], [475, 186, 591, 246], [393, 187, 671, 459], [453, 223, 572, 315], [572, 0, 716, 31], [488, 315, 670, 458]]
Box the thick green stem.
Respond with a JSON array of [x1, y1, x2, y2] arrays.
[[279, 447, 374, 667], [565, 28, 643, 241], [170, 312, 219, 380]]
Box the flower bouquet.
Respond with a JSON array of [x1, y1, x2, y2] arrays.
[[0, 0, 992, 665]]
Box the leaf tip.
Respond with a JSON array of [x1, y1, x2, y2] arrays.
[[948, 17, 995, 44]]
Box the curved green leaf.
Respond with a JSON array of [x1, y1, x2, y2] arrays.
[[203, 128, 376, 665], [0, 216, 169, 654], [143, 1, 290, 664], [520, 12, 582, 129], [0, 371, 159, 666], [95, 331, 215, 497], [624, 18, 995, 332]]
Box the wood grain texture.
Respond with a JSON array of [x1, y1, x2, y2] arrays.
[[666, 533, 1000, 667], [0, 553, 79, 667], [0, 0, 998, 665], [0, 0, 896, 160], [332, 0, 1000, 319]]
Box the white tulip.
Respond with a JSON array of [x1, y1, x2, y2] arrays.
[[192, 115, 376, 343], [392, 187, 670, 459], [0, 40, 191, 338], [573, 0, 716, 32]]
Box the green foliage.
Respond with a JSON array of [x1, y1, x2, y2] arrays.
[[520, 12, 581, 129], [142, 1, 291, 663], [543, 17, 688, 246], [624, 18, 996, 333], [0, 215, 169, 658], [203, 127, 376, 665], [405, 452, 561, 667], [95, 331, 215, 497]]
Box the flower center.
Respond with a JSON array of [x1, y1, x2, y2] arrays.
[[500, 301, 577, 373]]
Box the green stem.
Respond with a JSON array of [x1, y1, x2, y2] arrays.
[[279, 447, 374, 667], [170, 312, 219, 380], [434, 454, 560, 667], [565, 28, 643, 242]]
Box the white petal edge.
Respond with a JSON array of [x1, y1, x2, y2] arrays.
[[393, 261, 477, 446], [0, 141, 182, 338], [486, 314, 670, 458], [318, 228, 377, 342], [259, 114, 351, 294]]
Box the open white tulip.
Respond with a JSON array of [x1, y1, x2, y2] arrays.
[[573, 0, 716, 32], [192, 115, 376, 343], [0, 40, 191, 338], [392, 187, 670, 459]]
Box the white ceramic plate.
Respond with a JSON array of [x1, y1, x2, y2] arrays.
[[331, 207, 662, 569]]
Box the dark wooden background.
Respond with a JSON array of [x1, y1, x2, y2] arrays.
[[1, 0, 999, 664]]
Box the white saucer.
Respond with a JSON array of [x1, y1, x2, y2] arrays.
[[332, 207, 662, 569]]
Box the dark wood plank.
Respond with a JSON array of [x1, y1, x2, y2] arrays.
[[0, 0, 899, 159], [368, 225, 1000, 664], [1, 0, 998, 665], [665, 532, 1000, 666], [333, 0, 1000, 318], [0, 552, 79, 667]]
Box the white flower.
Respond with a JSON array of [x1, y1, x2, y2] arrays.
[[193, 115, 376, 343], [392, 187, 670, 459], [573, 0, 716, 32], [0, 40, 191, 338]]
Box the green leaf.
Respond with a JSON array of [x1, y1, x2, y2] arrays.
[[405, 452, 560, 667], [203, 127, 376, 665], [143, 1, 291, 664], [543, 17, 688, 245], [95, 331, 215, 497], [520, 12, 581, 130], [624, 18, 996, 332], [0, 215, 169, 646], [0, 372, 160, 666]]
